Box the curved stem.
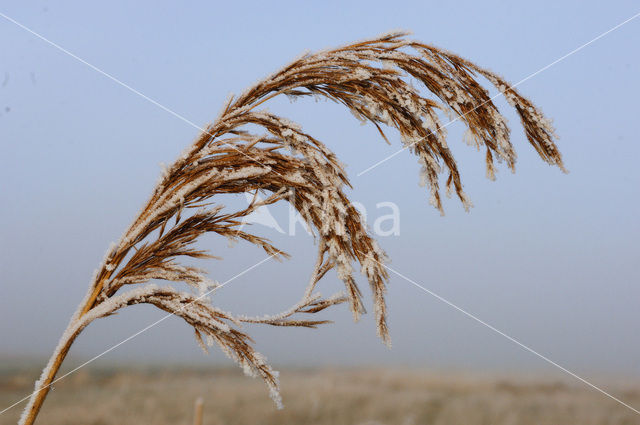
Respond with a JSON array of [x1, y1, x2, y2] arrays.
[[19, 306, 88, 425]]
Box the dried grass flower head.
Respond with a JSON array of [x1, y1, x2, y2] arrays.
[[20, 31, 563, 425]]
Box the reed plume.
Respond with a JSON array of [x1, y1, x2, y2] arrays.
[[20, 31, 563, 425]]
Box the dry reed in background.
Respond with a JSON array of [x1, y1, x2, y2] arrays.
[[20, 31, 564, 424]]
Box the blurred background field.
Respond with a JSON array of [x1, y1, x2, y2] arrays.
[[2, 365, 639, 425]]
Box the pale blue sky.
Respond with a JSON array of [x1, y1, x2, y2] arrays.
[[1, 0, 639, 380]]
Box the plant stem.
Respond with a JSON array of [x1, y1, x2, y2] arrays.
[[193, 397, 204, 425], [20, 305, 88, 425]]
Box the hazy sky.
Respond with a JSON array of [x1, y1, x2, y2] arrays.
[[1, 0, 639, 381]]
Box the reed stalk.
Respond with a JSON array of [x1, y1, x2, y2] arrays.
[[20, 31, 563, 424]]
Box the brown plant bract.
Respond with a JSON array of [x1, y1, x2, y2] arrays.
[[20, 31, 563, 425]]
